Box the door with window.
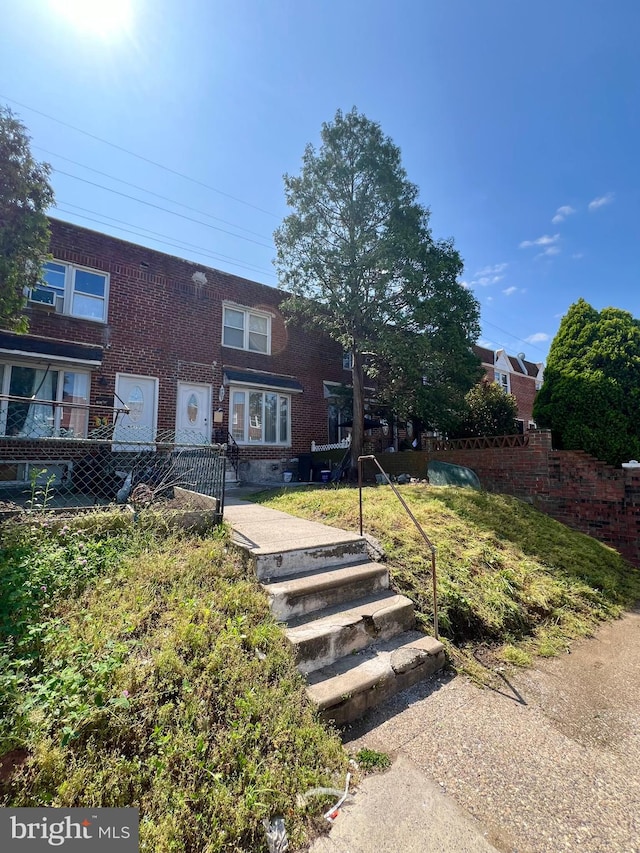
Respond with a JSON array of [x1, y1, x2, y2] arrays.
[[113, 374, 158, 449], [175, 382, 211, 444]]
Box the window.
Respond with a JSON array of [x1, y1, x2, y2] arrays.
[[535, 380, 542, 391], [30, 261, 109, 322], [342, 352, 353, 371], [230, 387, 290, 445], [222, 305, 270, 353], [494, 371, 510, 393], [0, 362, 90, 438]]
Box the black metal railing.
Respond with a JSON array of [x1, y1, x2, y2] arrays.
[[358, 454, 439, 640]]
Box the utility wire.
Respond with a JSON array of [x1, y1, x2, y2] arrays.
[[53, 204, 277, 280], [35, 145, 274, 242], [53, 168, 275, 250], [1, 94, 279, 218], [481, 319, 548, 357]]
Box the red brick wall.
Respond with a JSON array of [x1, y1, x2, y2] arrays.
[[480, 364, 538, 424], [426, 430, 640, 566], [21, 219, 345, 459]]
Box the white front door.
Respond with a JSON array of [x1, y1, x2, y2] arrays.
[[114, 374, 158, 449], [175, 382, 211, 444]]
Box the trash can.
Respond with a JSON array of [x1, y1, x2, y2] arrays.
[[321, 470, 331, 483]]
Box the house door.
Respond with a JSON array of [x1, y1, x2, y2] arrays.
[[113, 374, 158, 449], [175, 382, 211, 444]]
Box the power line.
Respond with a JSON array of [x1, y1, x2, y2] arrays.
[[53, 204, 277, 281], [1, 94, 279, 218], [35, 145, 274, 242], [481, 319, 548, 357], [53, 168, 275, 250]]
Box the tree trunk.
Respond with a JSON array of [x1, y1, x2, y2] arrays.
[[350, 349, 365, 478]]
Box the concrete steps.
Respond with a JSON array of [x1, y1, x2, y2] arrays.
[[264, 561, 389, 621], [226, 500, 444, 725], [286, 592, 416, 674], [256, 542, 444, 725], [306, 632, 445, 726]]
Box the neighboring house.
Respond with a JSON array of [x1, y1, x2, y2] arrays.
[[472, 345, 544, 432], [0, 219, 348, 485]]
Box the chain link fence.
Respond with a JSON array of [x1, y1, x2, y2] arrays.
[[0, 395, 227, 520]]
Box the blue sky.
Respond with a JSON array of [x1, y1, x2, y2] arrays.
[[2, 0, 639, 364]]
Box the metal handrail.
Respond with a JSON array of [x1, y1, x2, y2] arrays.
[[358, 454, 439, 640]]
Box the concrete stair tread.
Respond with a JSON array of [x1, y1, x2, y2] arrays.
[[287, 592, 416, 674], [251, 535, 366, 558], [306, 631, 445, 712], [285, 591, 413, 637], [263, 560, 386, 597]]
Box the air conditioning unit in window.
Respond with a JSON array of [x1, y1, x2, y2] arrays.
[[54, 295, 64, 313], [30, 287, 55, 307]]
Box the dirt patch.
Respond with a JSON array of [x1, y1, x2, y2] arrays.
[[0, 748, 29, 788]]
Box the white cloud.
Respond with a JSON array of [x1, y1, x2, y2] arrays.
[[572, 252, 584, 260], [476, 274, 504, 286], [486, 296, 494, 303], [460, 280, 471, 289], [552, 205, 576, 224], [538, 245, 561, 258], [588, 193, 614, 211], [525, 332, 550, 344], [477, 338, 495, 349], [520, 233, 560, 249], [476, 262, 508, 277], [502, 286, 517, 296]]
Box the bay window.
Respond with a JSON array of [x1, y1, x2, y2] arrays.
[[230, 387, 290, 445]]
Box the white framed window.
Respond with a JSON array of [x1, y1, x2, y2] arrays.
[[0, 361, 90, 438], [342, 352, 353, 371], [494, 371, 510, 393], [222, 304, 271, 354], [229, 386, 290, 445], [30, 261, 109, 323]]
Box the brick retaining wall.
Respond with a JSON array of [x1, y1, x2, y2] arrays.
[[373, 431, 640, 567]]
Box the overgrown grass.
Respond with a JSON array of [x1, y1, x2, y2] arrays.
[[0, 512, 347, 852], [253, 485, 640, 674]]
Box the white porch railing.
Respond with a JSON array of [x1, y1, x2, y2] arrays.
[[311, 435, 351, 452]]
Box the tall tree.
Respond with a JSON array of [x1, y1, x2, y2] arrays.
[[534, 298, 640, 466], [274, 108, 481, 471], [0, 106, 54, 331]]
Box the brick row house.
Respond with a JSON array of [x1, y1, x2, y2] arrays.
[[0, 219, 544, 491], [0, 219, 354, 488], [473, 345, 544, 432]]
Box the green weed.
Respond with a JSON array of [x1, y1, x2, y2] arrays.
[[0, 519, 347, 852], [355, 748, 391, 772]]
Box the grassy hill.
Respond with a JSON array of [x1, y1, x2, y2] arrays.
[[0, 515, 346, 852], [253, 485, 640, 675]]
